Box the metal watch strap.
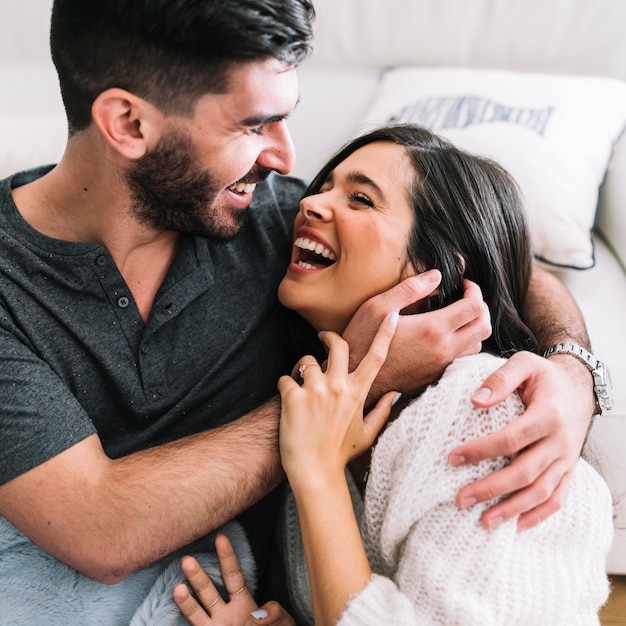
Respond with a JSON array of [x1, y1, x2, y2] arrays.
[[543, 342, 599, 370], [543, 342, 612, 415]]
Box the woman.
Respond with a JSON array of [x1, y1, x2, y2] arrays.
[[173, 125, 613, 625]]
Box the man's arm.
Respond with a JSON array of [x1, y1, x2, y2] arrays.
[[524, 265, 592, 351], [451, 265, 595, 530], [0, 397, 282, 584]]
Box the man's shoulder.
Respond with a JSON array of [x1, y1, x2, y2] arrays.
[[252, 173, 307, 216], [0, 165, 55, 222], [2, 165, 55, 189]]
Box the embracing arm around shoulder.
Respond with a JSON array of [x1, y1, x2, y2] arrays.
[[0, 398, 282, 584], [451, 265, 597, 531], [341, 265, 597, 532]]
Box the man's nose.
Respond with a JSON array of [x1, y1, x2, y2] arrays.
[[257, 120, 296, 175]]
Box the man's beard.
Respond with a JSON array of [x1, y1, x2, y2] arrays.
[[126, 127, 249, 241]]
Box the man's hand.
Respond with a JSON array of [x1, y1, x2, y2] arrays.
[[342, 271, 491, 403], [449, 351, 594, 532]]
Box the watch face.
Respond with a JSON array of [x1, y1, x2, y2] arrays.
[[594, 362, 613, 413]]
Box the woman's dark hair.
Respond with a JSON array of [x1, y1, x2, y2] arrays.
[[303, 124, 539, 358], [50, 0, 315, 134]]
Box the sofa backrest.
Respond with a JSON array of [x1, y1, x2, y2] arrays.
[[307, 0, 626, 81]]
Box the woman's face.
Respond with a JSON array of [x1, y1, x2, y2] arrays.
[[278, 141, 416, 333]]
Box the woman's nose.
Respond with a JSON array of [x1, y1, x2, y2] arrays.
[[300, 194, 333, 222]]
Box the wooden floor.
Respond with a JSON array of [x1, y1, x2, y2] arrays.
[[601, 576, 626, 625]]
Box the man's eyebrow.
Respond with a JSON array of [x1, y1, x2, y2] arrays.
[[345, 171, 385, 202], [240, 98, 301, 127], [240, 112, 288, 127]]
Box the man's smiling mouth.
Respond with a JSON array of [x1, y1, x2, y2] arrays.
[[294, 236, 337, 269], [227, 182, 257, 195]]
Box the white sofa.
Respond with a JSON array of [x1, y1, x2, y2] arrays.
[[1, 0, 625, 574]]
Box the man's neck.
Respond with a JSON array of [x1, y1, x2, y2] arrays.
[[11, 147, 180, 322]]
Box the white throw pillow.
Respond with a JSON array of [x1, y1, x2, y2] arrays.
[[358, 67, 626, 269]]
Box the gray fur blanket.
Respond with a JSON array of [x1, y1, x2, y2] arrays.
[[0, 515, 255, 625]]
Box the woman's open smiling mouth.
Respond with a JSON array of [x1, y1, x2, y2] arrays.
[[294, 236, 337, 270]]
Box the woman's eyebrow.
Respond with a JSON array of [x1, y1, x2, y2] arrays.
[[345, 170, 385, 202]]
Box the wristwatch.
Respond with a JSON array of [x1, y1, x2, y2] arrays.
[[543, 342, 613, 416]]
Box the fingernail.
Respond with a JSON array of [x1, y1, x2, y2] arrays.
[[487, 516, 503, 530], [449, 453, 465, 466], [392, 392, 402, 406], [459, 496, 476, 509], [251, 609, 268, 619], [389, 311, 399, 326], [472, 387, 492, 403]]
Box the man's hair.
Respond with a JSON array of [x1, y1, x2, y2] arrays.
[[50, 0, 315, 133]]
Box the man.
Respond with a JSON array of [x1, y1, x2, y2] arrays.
[[0, 0, 599, 622]]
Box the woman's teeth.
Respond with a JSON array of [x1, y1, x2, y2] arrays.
[[295, 237, 336, 261], [228, 182, 257, 194]]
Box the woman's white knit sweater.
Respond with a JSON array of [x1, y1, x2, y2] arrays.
[[282, 353, 613, 625]]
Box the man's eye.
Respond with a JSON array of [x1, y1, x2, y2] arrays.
[[349, 192, 374, 208], [250, 126, 263, 135]]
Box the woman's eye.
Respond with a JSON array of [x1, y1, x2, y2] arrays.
[[350, 192, 374, 208]]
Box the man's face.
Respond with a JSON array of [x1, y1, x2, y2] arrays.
[[126, 57, 299, 240]]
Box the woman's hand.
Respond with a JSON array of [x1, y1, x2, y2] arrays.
[[278, 312, 400, 485], [174, 533, 295, 626], [449, 350, 594, 532]]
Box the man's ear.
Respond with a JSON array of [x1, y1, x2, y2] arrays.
[[91, 88, 162, 160]]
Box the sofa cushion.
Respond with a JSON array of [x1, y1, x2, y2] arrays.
[[358, 67, 626, 270]]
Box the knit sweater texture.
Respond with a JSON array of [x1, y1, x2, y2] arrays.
[[282, 353, 613, 625]]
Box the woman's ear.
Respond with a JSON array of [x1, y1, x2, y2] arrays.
[[456, 253, 466, 276], [91, 88, 162, 160]]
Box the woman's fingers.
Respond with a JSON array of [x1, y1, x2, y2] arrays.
[[173, 583, 211, 625], [174, 556, 219, 624], [363, 390, 400, 440], [311, 312, 399, 387], [215, 534, 253, 602], [352, 310, 399, 390], [285, 311, 399, 399], [247, 601, 297, 625]]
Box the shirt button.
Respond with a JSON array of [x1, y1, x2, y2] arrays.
[[96, 255, 107, 266], [117, 296, 130, 308]]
